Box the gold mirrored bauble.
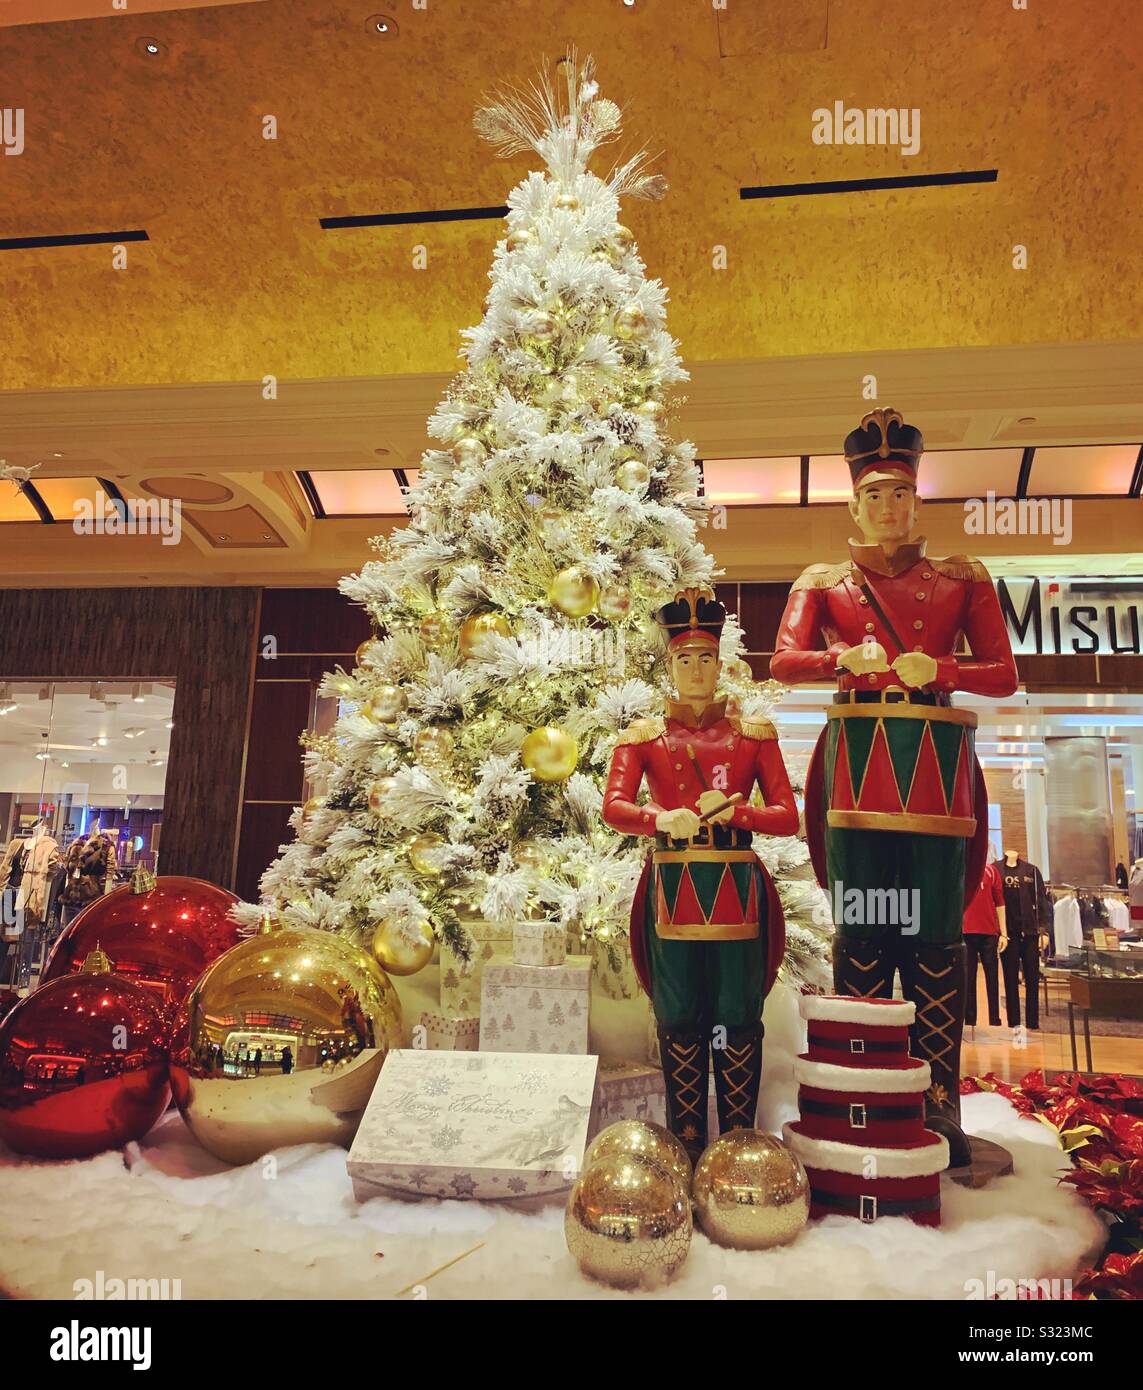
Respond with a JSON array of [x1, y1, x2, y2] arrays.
[[615, 304, 649, 340], [692, 1129, 810, 1250], [554, 192, 580, 211], [365, 685, 408, 723], [356, 639, 378, 668], [565, 1153, 692, 1290], [303, 797, 323, 817], [408, 832, 444, 875], [459, 612, 511, 658], [453, 435, 487, 467], [419, 614, 447, 646], [613, 223, 636, 252], [585, 1119, 693, 1193], [636, 398, 666, 425], [371, 916, 434, 977], [548, 565, 599, 617], [615, 460, 651, 493], [724, 658, 754, 683], [169, 925, 403, 1166], [524, 311, 558, 344], [367, 777, 396, 815], [597, 585, 632, 621], [514, 839, 550, 874], [520, 726, 579, 782], [414, 726, 454, 764], [506, 227, 533, 251]]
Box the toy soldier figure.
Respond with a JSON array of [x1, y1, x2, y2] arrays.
[[772, 408, 1018, 1166], [603, 588, 799, 1165]]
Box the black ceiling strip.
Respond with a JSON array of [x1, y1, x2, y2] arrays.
[[321, 205, 508, 230], [393, 468, 411, 493], [0, 229, 149, 251], [295, 470, 325, 518], [1128, 445, 1143, 498], [800, 455, 810, 506], [695, 459, 705, 498], [97, 477, 129, 511], [1015, 446, 1035, 499], [741, 170, 998, 200], [17, 479, 53, 523]]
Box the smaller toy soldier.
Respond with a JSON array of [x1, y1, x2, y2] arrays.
[[603, 588, 798, 1165]]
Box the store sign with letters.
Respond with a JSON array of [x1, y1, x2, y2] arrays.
[[998, 577, 1143, 655]]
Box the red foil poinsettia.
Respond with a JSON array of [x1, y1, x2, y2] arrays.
[[963, 1069, 1143, 1299]]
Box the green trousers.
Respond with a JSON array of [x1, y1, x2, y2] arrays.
[[645, 869, 768, 1030], [825, 826, 966, 944]]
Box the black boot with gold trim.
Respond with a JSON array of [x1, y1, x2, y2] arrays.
[[831, 935, 895, 999], [657, 1026, 708, 1167], [712, 1023, 763, 1133], [898, 941, 972, 1168]]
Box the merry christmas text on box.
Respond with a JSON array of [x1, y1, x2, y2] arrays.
[[347, 1049, 599, 1201]]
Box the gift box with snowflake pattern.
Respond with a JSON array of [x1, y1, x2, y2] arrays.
[[439, 919, 515, 1016], [478, 954, 591, 1054], [347, 1049, 599, 1201]]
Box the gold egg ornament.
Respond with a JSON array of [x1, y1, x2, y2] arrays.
[[521, 726, 579, 782], [169, 922, 404, 1166], [553, 192, 580, 211], [459, 612, 511, 658], [692, 1129, 810, 1251], [615, 459, 651, 494], [371, 916, 434, 977], [565, 1153, 692, 1290], [585, 1120, 693, 1194], [548, 565, 599, 618], [364, 686, 408, 724], [408, 832, 444, 875], [356, 639, 379, 668], [613, 223, 636, 253], [597, 585, 632, 621], [414, 726, 454, 765]]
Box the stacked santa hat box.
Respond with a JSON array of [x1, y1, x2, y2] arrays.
[[782, 994, 948, 1227]]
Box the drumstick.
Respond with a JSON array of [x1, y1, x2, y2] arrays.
[[697, 792, 743, 823]]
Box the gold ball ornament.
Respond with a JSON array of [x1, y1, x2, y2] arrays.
[[303, 797, 323, 817], [554, 192, 580, 211], [521, 726, 579, 782], [506, 227, 533, 251], [414, 726, 454, 765], [613, 223, 636, 253], [597, 585, 633, 620], [371, 916, 434, 977], [591, 247, 618, 266], [725, 658, 755, 683], [692, 1129, 810, 1250], [585, 1120, 693, 1194], [514, 840, 550, 874], [367, 777, 395, 815], [169, 922, 404, 1165], [523, 311, 558, 345], [615, 304, 649, 340], [452, 435, 487, 467], [356, 639, 378, 668], [537, 505, 569, 540], [459, 612, 511, 658], [565, 1153, 692, 1290], [419, 614, 447, 646], [615, 459, 651, 493], [364, 685, 408, 723], [408, 832, 444, 875], [636, 398, 666, 426], [548, 565, 599, 618]]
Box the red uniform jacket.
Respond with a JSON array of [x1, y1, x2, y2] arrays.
[[771, 541, 1018, 698], [603, 698, 798, 995]]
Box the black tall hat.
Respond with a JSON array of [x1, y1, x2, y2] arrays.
[[844, 408, 924, 490], [654, 587, 726, 652]]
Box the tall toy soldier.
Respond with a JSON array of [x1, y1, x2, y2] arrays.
[[603, 588, 799, 1165], [772, 408, 1017, 1166]]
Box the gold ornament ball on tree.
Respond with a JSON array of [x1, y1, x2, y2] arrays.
[[515, 839, 550, 874], [367, 777, 395, 815], [692, 1129, 810, 1250], [459, 612, 511, 657], [371, 916, 434, 977], [636, 398, 666, 426], [538, 506, 568, 540], [615, 459, 651, 493], [408, 832, 444, 875], [521, 726, 579, 782], [506, 227, 533, 251], [356, 639, 378, 668], [565, 1153, 692, 1290], [548, 565, 599, 618], [615, 304, 649, 340], [364, 686, 408, 723], [554, 192, 580, 211], [598, 585, 632, 620], [169, 920, 404, 1165], [419, 614, 447, 646], [523, 310, 558, 345], [452, 435, 487, 467], [725, 657, 755, 683], [585, 1120, 693, 1194], [613, 223, 636, 253], [414, 726, 454, 765]]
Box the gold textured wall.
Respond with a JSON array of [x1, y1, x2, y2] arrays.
[[1, 0, 1141, 391]]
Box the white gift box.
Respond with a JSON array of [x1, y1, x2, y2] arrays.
[[417, 1010, 480, 1052], [479, 954, 591, 1054], [512, 920, 566, 967], [439, 920, 514, 1016], [347, 1049, 599, 1201], [589, 1060, 666, 1137]]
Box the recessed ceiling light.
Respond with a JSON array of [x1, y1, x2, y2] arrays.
[[135, 37, 166, 59], [365, 13, 399, 37], [1018, 417, 1037, 425]]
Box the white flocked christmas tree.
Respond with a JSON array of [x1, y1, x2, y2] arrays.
[[247, 52, 831, 988]]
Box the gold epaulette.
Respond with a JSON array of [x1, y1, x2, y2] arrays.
[[790, 560, 852, 593], [728, 714, 778, 741], [934, 554, 990, 582], [615, 717, 665, 746]]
